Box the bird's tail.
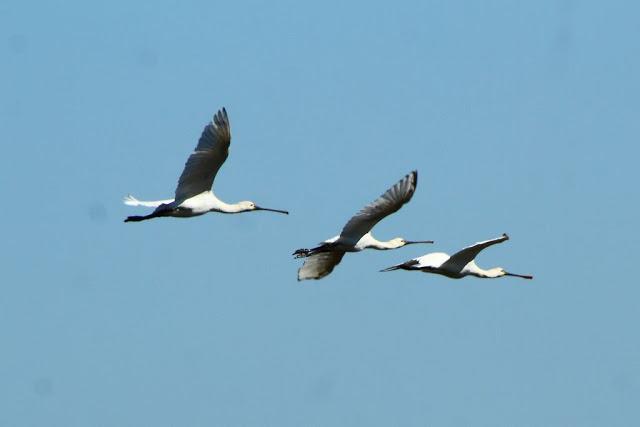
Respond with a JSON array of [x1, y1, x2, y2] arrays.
[[123, 195, 174, 208]]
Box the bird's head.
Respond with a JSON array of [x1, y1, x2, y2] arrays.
[[390, 237, 434, 248], [490, 267, 533, 280], [239, 201, 289, 215]]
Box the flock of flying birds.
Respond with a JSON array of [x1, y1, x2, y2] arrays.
[[124, 108, 533, 282]]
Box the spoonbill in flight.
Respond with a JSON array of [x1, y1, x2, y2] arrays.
[[294, 171, 434, 281], [123, 108, 288, 222], [380, 233, 533, 279]]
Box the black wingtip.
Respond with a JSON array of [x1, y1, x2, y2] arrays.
[[409, 170, 418, 189]]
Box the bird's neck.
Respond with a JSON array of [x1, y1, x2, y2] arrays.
[[222, 204, 245, 213], [208, 194, 247, 214], [461, 261, 487, 278], [483, 267, 504, 278], [469, 266, 502, 278], [221, 202, 253, 214], [356, 233, 386, 250], [369, 238, 400, 250]]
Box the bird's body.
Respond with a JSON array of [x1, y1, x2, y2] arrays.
[[314, 232, 415, 253], [295, 171, 434, 281], [124, 108, 288, 222], [381, 233, 533, 280], [125, 192, 256, 219]]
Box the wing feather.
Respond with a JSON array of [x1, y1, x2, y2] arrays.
[[174, 108, 231, 202], [441, 234, 509, 271], [297, 252, 346, 281], [338, 171, 418, 244]]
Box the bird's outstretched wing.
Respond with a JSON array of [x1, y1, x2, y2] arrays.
[[338, 171, 418, 245], [174, 108, 231, 203], [440, 234, 509, 272], [298, 251, 346, 281]]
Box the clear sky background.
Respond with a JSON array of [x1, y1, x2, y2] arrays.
[[1, 0, 639, 426]]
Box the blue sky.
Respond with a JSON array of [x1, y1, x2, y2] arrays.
[[1, 0, 639, 425]]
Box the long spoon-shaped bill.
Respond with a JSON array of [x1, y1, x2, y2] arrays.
[[255, 205, 289, 215], [404, 240, 434, 245], [505, 272, 533, 280]]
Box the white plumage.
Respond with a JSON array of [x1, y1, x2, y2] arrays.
[[381, 233, 533, 280], [124, 108, 288, 222], [295, 171, 433, 281]]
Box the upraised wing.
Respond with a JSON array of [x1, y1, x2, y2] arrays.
[[440, 233, 509, 272], [174, 108, 231, 203], [298, 251, 346, 281], [338, 171, 418, 245]]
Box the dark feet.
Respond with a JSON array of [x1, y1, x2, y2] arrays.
[[124, 213, 159, 222], [292, 248, 310, 258]]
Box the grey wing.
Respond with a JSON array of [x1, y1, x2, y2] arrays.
[[297, 252, 346, 281], [441, 233, 509, 271], [338, 171, 418, 245], [174, 108, 231, 202]]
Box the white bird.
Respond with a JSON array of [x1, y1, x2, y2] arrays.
[[124, 108, 288, 222], [381, 233, 533, 279], [294, 171, 434, 281]]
